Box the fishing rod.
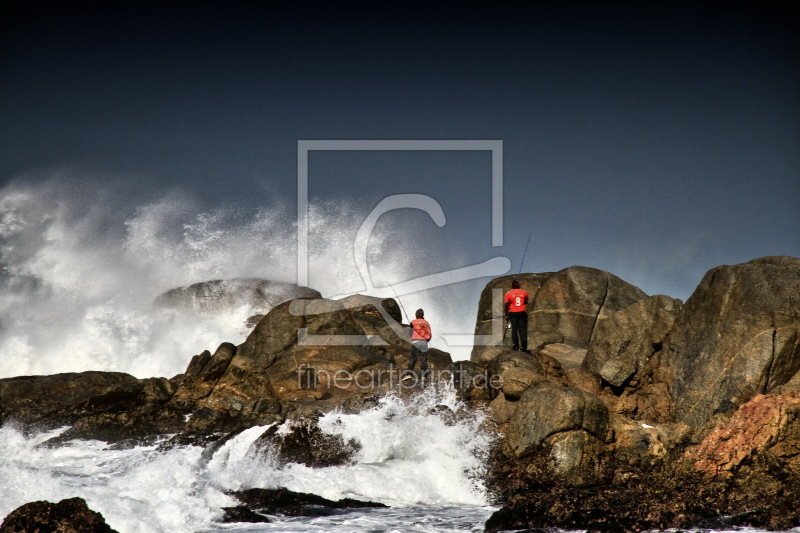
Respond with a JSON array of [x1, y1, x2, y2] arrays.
[[505, 233, 531, 336], [386, 281, 410, 325], [518, 232, 532, 277]]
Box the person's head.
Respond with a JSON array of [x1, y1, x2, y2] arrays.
[[512, 280, 520, 289], [415, 308, 425, 318]]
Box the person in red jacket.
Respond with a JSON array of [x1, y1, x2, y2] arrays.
[[406, 308, 432, 377], [504, 279, 529, 352]]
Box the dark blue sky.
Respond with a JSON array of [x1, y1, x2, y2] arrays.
[[2, 1, 798, 300]]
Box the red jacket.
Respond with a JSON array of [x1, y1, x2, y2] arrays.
[[411, 318, 431, 340], [505, 288, 528, 312]]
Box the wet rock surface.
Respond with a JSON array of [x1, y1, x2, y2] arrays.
[[0, 497, 118, 533], [4, 261, 800, 531], [224, 488, 387, 521]]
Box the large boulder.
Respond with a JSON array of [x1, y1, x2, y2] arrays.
[[506, 383, 609, 459], [583, 295, 682, 388], [171, 295, 449, 422], [254, 418, 361, 467], [471, 267, 648, 364], [0, 497, 117, 533], [490, 350, 567, 400], [661, 257, 800, 428], [0, 371, 165, 428]]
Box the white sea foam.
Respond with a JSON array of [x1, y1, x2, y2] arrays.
[[0, 176, 481, 379], [0, 386, 494, 532]]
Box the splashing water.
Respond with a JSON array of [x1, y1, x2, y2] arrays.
[[0, 385, 496, 532], [0, 176, 483, 379]]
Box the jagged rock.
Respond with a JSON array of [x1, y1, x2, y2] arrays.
[[230, 297, 449, 402], [254, 418, 361, 467], [661, 257, 800, 428], [227, 488, 386, 519], [0, 372, 157, 428], [221, 506, 271, 523], [153, 278, 321, 315], [446, 361, 498, 402], [490, 351, 546, 400], [44, 404, 188, 445], [488, 392, 517, 425], [0, 497, 117, 532], [583, 295, 682, 387], [484, 460, 800, 533], [539, 342, 587, 371], [685, 392, 800, 478], [506, 383, 609, 458], [610, 416, 669, 462], [336, 294, 402, 324], [471, 267, 648, 362], [545, 429, 607, 476], [170, 343, 239, 408], [488, 349, 568, 401]]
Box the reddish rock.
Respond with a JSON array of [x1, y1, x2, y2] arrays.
[[686, 392, 800, 478]]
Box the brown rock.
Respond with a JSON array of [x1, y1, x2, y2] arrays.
[[583, 295, 682, 387], [685, 392, 800, 478], [491, 351, 546, 400], [506, 383, 609, 457], [663, 257, 800, 428], [0, 497, 117, 533], [471, 267, 648, 362], [0, 372, 150, 427]]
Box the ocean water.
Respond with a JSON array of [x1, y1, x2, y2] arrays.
[[2, 178, 796, 532], [0, 386, 496, 533]]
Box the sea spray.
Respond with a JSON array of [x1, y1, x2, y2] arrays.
[[0, 424, 235, 533], [0, 176, 484, 379], [0, 385, 495, 532]]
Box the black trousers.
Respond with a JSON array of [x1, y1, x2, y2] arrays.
[[407, 342, 429, 373], [508, 311, 528, 351]]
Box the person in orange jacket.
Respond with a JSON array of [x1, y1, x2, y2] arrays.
[[504, 279, 529, 352], [406, 308, 432, 377]]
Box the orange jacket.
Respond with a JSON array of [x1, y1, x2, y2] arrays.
[[411, 318, 431, 340]]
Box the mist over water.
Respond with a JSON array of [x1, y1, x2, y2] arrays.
[[0, 176, 481, 379]]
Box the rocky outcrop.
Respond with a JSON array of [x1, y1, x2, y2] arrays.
[[487, 350, 568, 401], [505, 383, 609, 475], [486, 392, 800, 533], [661, 257, 800, 428], [224, 488, 386, 522], [0, 292, 452, 443], [482, 257, 800, 532], [484, 458, 800, 533], [0, 497, 117, 533], [582, 295, 682, 388], [686, 392, 800, 478], [254, 417, 361, 467], [471, 267, 648, 365], [4, 257, 800, 533], [0, 371, 174, 428], [153, 278, 321, 315]]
